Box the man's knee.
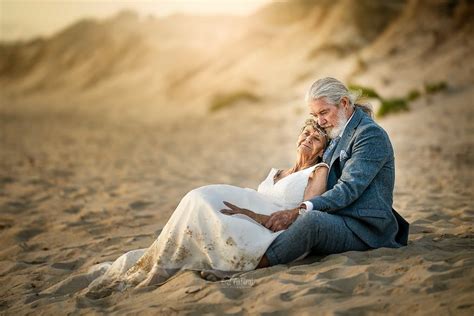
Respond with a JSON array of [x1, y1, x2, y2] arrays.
[[292, 211, 324, 233], [265, 212, 339, 266]]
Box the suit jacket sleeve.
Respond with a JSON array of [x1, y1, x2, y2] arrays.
[[309, 125, 391, 212]]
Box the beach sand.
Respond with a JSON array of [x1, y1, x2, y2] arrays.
[[0, 85, 472, 315]]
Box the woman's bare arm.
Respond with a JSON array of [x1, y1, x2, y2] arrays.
[[222, 165, 328, 225], [220, 201, 270, 225], [303, 164, 329, 200]]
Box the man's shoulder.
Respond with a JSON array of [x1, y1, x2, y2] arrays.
[[355, 115, 389, 138], [352, 115, 393, 152]]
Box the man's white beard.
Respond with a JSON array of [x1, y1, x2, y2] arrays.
[[327, 108, 348, 139]]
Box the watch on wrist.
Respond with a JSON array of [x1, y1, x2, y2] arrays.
[[298, 206, 308, 216]]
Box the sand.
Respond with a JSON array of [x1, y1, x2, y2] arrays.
[[0, 85, 472, 315]]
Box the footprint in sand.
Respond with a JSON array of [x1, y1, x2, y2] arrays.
[[49, 169, 75, 178], [26, 178, 53, 188], [4, 200, 32, 214], [219, 287, 243, 300], [129, 200, 154, 210], [0, 176, 15, 185], [15, 227, 44, 242], [51, 259, 83, 271], [63, 205, 82, 214]]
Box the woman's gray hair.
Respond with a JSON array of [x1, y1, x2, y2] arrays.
[[301, 118, 329, 148], [305, 77, 373, 118]]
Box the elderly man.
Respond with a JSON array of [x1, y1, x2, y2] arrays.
[[258, 77, 409, 267]]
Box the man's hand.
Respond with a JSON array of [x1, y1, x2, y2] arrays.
[[264, 208, 300, 232]]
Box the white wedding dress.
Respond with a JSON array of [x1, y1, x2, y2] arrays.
[[48, 164, 323, 297]]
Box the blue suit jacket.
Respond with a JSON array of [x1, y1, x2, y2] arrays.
[[309, 107, 409, 248]]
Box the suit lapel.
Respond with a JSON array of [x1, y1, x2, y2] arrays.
[[329, 108, 365, 169]]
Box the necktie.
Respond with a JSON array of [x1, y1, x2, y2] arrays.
[[323, 136, 341, 163]]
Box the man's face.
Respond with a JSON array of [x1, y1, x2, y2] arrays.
[[308, 98, 348, 139]]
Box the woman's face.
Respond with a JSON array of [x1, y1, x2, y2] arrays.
[[296, 125, 326, 159]]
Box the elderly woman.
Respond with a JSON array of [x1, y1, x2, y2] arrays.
[[71, 119, 329, 298]]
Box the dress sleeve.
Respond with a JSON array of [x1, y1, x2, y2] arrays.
[[257, 168, 277, 193], [314, 162, 330, 170]]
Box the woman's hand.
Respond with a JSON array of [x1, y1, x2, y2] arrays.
[[220, 201, 269, 225], [264, 208, 299, 232], [220, 201, 252, 217]]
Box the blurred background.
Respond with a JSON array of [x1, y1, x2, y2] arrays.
[[1, 0, 473, 218]]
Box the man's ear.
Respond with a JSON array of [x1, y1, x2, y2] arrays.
[[340, 96, 350, 109]]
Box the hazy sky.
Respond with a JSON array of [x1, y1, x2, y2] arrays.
[[0, 0, 271, 42]]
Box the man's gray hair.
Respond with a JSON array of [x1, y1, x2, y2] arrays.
[[305, 77, 373, 117]]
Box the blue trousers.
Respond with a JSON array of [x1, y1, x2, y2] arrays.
[[265, 210, 370, 265]]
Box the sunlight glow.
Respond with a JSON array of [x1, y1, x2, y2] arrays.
[[0, 0, 271, 41]]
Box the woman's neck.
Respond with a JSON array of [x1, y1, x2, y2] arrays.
[[274, 155, 317, 182], [291, 155, 317, 173]]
